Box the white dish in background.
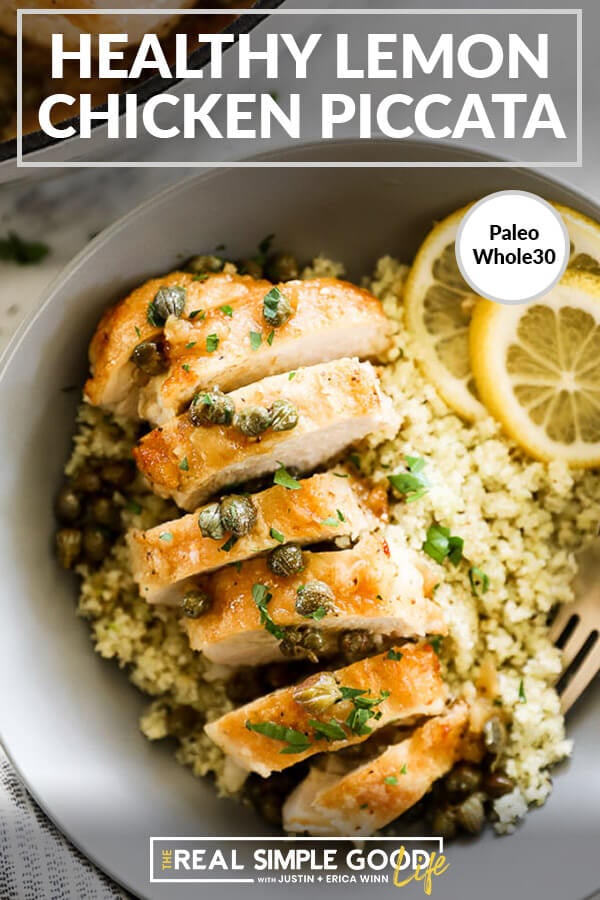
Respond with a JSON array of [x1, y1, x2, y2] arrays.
[[0, 141, 598, 900]]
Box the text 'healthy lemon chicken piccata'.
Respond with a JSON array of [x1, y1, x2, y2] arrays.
[[205, 645, 447, 777], [134, 358, 399, 510], [85, 273, 393, 423]]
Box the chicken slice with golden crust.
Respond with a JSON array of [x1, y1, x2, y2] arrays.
[[282, 703, 474, 836], [128, 472, 368, 606], [139, 276, 392, 424], [183, 535, 446, 666], [134, 359, 399, 510], [204, 645, 447, 777], [85, 272, 260, 418]]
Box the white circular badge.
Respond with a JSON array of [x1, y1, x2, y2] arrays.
[[455, 190, 570, 305]]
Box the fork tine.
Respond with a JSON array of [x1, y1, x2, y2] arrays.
[[548, 605, 578, 643], [560, 641, 600, 713], [560, 620, 594, 671]]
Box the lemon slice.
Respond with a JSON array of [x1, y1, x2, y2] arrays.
[[469, 270, 600, 465], [404, 202, 600, 421]]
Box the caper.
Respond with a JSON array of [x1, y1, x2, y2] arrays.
[[295, 581, 335, 617], [151, 285, 186, 323], [293, 672, 342, 715], [100, 460, 135, 489], [189, 388, 235, 427], [180, 589, 212, 619], [82, 526, 111, 563], [339, 630, 374, 661], [269, 399, 299, 432], [56, 528, 82, 569], [483, 715, 507, 757], [455, 793, 486, 835], [266, 253, 300, 283], [300, 629, 325, 663], [219, 495, 258, 537], [88, 496, 120, 529], [279, 629, 304, 659], [483, 771, 515, 799], [198, 503, 225, 540], [431, 806, 458, 841], [235, 405, 272, 437], [268, 543, 305, 578], [71, 468, 102, 494], [238, 258, 264, 279], [55, 486, 82, 524], [130, 340, 167, 376], [262, 287, 293, 327], [444, 763, 483, 800], [187, 254, 224, 274]]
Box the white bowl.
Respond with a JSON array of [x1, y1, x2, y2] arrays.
[[0, 141, 598, 900]]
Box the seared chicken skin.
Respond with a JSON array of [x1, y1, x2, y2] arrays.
[[184, 536, 447, 666], [134, 359, 399, 510], [85, 273, 392, 424], [204, 645, 447, 777], [128, 473, 368, 606], [282, 704, 472, 836]]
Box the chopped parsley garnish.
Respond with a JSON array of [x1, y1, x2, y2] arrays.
[[256, 233, 275, 265], [303, 606, 328, 621], [245, 720, 311, 754], [423, 524, 464, 566], [249, 331, 262, 351], [220, 536, 238, 552], [206, 334, 219, 353], [321, 517, 340, 527], [270, 527, 285, 543], [388, 455, 429, 503], [135, 326, 141, 339], [220, 305, 233, 317], [192, 274, 209, 282], [182, 364, 191, 372], [188, 308, 205, 319], [126, 499, 142, 515], [469, 566, 490, 597], [179, 457, 189, 471], [384, 775, 398, 785], [348, 453, 361, 471], [252, 583, 286, 640], [309, 718, 347, 742], [0, 231, 49, 265], [263, 287, 287, 326], [337, 509, 345, 522], [340, 687, 391, 736], [273, 463, 301, 491], [267, 330, 275, 346], [518, 679, 527, 703], [185, 341, 197, 349], [429, 636, 443, 656], [288, 371, 296, 381], [387, 649, 403, 661], [159, 531, 173, 542], [400, 764, 408, 775], [333, 472, 349, 479]]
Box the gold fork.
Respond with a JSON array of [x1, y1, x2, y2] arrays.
[[549, 541, 600, 712]]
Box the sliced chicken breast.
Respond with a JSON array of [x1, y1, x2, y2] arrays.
[[134, 359, 399, 510], [85, 272, 254, 418], [128, 472, 368, 606], [184, 535, 447, 666], [139, 276, 391, 424], [204, 645, 447, 777], [282, 704, 472, 836]]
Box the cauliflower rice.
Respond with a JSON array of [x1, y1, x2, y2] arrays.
[[65, 255, 600, 834]]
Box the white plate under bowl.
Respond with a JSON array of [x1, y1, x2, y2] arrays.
[[0, 141, 598, 900]]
